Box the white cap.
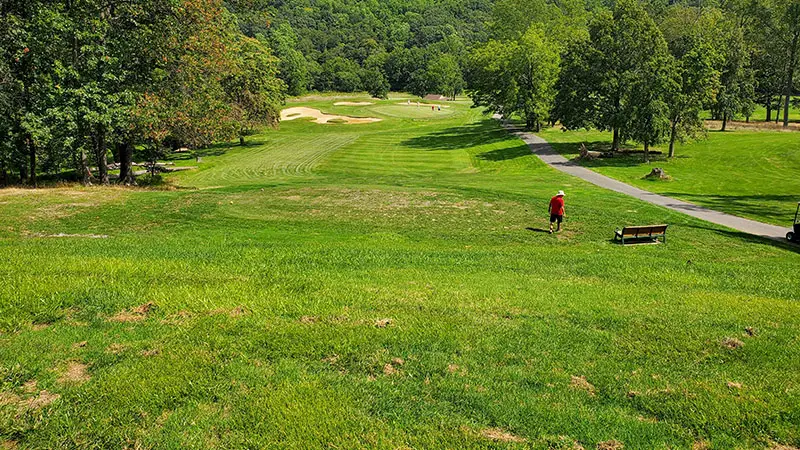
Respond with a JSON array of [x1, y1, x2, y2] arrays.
[[557, 190, 565, 196]]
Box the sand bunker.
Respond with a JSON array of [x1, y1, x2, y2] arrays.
[[333, 101, 374, 106], [281, 107, 381, 125]]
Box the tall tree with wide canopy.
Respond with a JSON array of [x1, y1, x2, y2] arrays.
[[469, 25, 559, 131], [555, 0, 674, 152]]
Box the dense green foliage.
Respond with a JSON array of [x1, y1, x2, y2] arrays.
[[0, 0, 285, 187], [1, 96, 799, 448]]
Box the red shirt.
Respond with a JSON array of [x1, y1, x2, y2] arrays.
[[549, 196, 564, 215]]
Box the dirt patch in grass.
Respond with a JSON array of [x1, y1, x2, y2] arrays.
[[383, 363, 400, 376], [109, 302, 156, 323], [480, 428, 526, 443], [726, 381, 743, 389], [106, 343, 127, 354], [141, 349, 161, 357], [72, 341, 88, 349], [374, 318, 392, 328], [692, 441, 709, 450], [300, 315, 318, 324], [23, 390, 61, 409], [570, 375, 596, 396], [771, 445, 800, 450], [57, 362, 90, 384], [1, 440, 17, 449], [722, 337, 744, 349], [596, 440, 624, 450]]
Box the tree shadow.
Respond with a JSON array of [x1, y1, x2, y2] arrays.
[[548, 141, 671, 168], [681, 223, 799, 253], [476, 143, 533, 161], [402, 119, 516, 151], [659, 192, 798, 225]]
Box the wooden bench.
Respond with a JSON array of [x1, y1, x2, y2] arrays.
[[614, 224, 668, 245]]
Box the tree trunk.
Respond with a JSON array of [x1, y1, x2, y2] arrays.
[[28, 137, 37, 188], [612, 128, 620, 152], [776, 94, 783, 123], [644, 141, 650, 163], [0, 165, 7, 187], [118, 141, 136, 186], [784, 31, 799, 128], [766, 100, 772, 122], [239, 136, 246, 146], [93, 127, 109, 185], [81, 149, 92, 186], [721, 112, 728, 131], [19, 162, 27, 184], [668, 120, 678, 158]]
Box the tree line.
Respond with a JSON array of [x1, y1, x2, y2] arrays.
[[2, 0, 799, 186], [1, 0, 285, 187], [469, 0, 800, 160]]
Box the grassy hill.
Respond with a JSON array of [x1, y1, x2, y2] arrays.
[[1, 96, 799, 449]]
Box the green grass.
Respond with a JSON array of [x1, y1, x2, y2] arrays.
[[538, 127, 800, 227], [1, 97, 799, 449]]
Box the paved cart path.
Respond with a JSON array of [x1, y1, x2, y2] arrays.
[[502, 122, 789, 241]]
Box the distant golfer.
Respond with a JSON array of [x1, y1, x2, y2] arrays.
[[548, 190, 565, 233]]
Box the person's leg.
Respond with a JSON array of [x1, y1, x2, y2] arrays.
[[556, 215, 562, 232], [549, 214, 555, 233]]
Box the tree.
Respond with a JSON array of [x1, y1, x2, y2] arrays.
[[469, 25, 559, 131], [425, 54, 465, 100], [776, 1, 800, 128], [225, 35, 285, 146], [555, 0, 673, 152], [711, 18, 755, 131], [659, 6, 722, 157]]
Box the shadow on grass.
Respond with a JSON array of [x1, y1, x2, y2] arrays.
[[402, 119, 516, 151], [548, 141, 671, 168], [525, 227, 551, 234], [477, 143, 533, 161], [682, 223, 799, 253], [661, 192, 798, 226]]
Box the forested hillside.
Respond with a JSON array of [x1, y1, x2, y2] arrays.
[[225, 0, 494, 97]]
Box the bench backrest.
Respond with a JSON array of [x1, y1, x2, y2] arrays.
[[620, 224, 668, 237]]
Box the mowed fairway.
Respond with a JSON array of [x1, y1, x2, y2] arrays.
[[1, 97, 799, 449]]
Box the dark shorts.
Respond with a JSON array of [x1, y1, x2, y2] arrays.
[[550, 214, 563, 224]]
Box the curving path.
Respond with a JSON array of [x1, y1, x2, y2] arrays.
[[500, 121, 790, 241]]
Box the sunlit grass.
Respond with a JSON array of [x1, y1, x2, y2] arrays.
[[1, 97, 799, 449]]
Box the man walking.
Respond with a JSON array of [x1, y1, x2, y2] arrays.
[[548, 190, 565, 234]]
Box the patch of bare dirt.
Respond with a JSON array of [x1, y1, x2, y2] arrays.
[[109, 302, 156, 323], [374, 318, 392, 328], [72, 341, 88, 349], [391, 357, 405, 366], [722, 337, 744, 349], [570, 375, 596, 396], [106, 343, 128, 354], [770, 445, 800, 450], [692, 441, 709, 450], [300, 315, 318, 324], [597, 440, 624, 450], [383, 363, 400, 376], [57, 362, 90, 384], [0, 392, 21, 406], [726, 381, 743, 389], [744, 327, 756, 337], [447, 364, 466, 376], [1, 440, 18, 449], [22, 381, 38, 394], [480, 428, 526, 443], [22, 390, 60, 409], [141, 349, 161, 357]]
